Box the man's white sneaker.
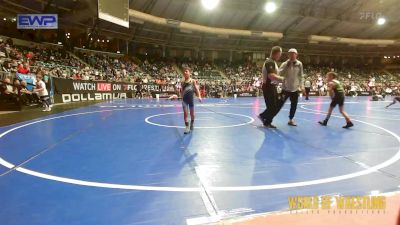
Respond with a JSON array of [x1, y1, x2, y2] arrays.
[[184, 126, 191, 134]]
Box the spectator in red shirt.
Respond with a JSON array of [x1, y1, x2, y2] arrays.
[[17, 62, 30, 74], [26, 51, 34, 60], [72, 72, 82, 80]]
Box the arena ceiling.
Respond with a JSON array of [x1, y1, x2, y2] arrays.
[[1, 0, 400, 56]]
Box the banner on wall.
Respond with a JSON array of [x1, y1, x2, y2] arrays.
[[17, 14, 58, 29], [52, 78, 178, 103], [357, 91, 371, 96], [235, 91, 258, 97], [16, 73, 36, 91]]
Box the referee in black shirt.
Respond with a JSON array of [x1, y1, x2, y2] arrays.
[[258, 46, 285, 128]]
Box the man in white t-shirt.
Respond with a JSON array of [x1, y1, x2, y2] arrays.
[[317, 76, 324, 96], [349, 82, 358, 97], [368, 76, 376, 89], [33, 73, 51, 111]]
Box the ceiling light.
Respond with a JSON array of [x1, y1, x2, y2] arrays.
[[201, 0, 220, 10], [377, 17, 386, 25], [264, 2, 277, 14]]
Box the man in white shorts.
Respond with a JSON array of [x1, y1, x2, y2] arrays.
[[33, 73, 51, 112]]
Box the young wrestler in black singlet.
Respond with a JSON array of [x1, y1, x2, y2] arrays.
[[319, 72, 354, 128], [181, 67, 202, 134]]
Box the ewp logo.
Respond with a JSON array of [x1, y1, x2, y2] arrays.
[[17, 14, 58, 29]]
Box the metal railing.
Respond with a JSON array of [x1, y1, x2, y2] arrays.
[[0, 71, 14, 80]]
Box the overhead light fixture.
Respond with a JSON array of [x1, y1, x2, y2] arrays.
[[106, 40, 110, 43], [130, 18, 144, 24], [384, 56, 387, 58], [3, 18, 6, 21], [201, 0, 220, 10], [166, 19, 181, 27], [251, 31, 263, 37], [180, 29, 192, 34], [264, 2, 277, 14], [117, 51, 120, 53], [377, 17, 386, 25]]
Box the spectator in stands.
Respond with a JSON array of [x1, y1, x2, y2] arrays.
[[0, 39, 6, 58], [20, 80, 36, 105], [368, 76, 375, 89], [1, 78, 13, 94], [10, 60, 18, 73], [26, 51, 34, 60], [72, 72, 82, 80], [348, 82, 357, 97], [17, 62, 30, 74], [82, 71, 90, 80], [1, 60, 12, 72], [317, 74, 324, 96], [0, 77, 18, 104], [304, 78, 311, 100], [12, 79, 21, 95], [385, 86, 393, 95]]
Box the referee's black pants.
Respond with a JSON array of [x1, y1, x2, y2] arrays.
[[135, 90, 142, 98], [260, 84, 279, 125]]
